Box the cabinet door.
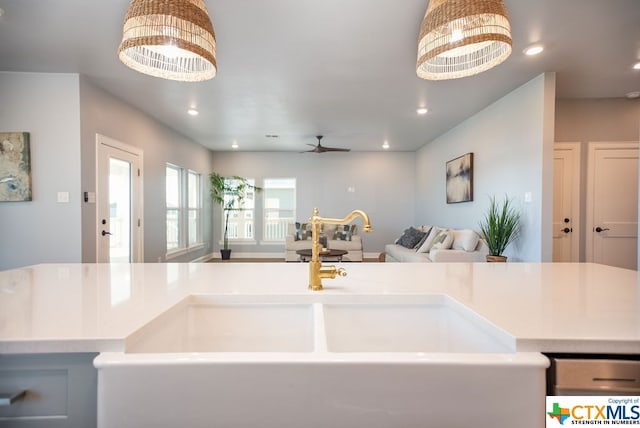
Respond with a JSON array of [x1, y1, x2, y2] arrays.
[[0, 353, 97, 428]]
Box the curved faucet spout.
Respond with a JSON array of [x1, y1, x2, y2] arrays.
[[307, 208, 372, 291], [309, 208, 372, 233]]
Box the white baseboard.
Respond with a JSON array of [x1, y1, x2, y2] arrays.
[[190, 253, 215, 263]]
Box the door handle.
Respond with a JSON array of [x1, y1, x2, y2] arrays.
[[595, 226, 610, 233], [101, 230, 112, 236], [562, 227, 572, 233], [0, 390, 26, 406]]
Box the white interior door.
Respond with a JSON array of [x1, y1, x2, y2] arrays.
[[96, 135, 143, 263], [553, 143, 581, 262], [586, 142, 638, 270]]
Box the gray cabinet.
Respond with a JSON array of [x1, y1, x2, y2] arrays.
[[0, 353, 97, 428]]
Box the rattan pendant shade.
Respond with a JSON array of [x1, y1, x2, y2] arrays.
[[118, 0, 217, 82], [416, 0, 512, 80]]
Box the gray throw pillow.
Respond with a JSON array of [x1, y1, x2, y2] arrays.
[[336, 225, 353, 241], [396, 227, 426, 249]]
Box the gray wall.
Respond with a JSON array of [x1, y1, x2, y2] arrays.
[[555, 97, 640, 261], [555, 98, 640, 142], [7, 71, 626, 268], [79, 77, 215, 263], [0, 72, 82, 270], [0, 72, 215, 271], [414, 73, 557, 262], [210, 151, 416, 256]]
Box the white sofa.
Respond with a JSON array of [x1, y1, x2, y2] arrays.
[[385, 226, 488, 263], [284, 223, 363, 262]]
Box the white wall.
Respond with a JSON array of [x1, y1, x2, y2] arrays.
[[210, 151, 416, 256], [415, 73, 556, 262], [0, 72, 82, 269], [79, 78, 215, 263]]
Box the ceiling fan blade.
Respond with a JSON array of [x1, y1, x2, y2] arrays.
[[320, 146, 351, 152], [301, 135, 350, 153]]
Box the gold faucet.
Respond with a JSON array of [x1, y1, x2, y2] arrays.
[[308, 207, 372, 291]]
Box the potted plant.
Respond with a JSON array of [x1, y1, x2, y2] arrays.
[[479, 195, 522, 262], [209, 172, 262, 260]]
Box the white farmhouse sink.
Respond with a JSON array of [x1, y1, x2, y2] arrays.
[[126, 296, 314, 353], [95, 294, 548, 428], [323, 302, 511, 353], [126, 294, 511, 354]]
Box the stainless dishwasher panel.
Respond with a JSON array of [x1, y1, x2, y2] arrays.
[[550, 358, 640, 395]]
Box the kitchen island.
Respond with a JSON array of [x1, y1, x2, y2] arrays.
[[1, 262, 639, 427]]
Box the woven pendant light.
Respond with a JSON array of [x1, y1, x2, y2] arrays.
[[118, 0, 217, 82], [416, 0, 512, 80]]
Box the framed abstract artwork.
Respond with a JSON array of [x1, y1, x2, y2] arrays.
[[446, 152, 473, 203], [0, 132, 32, 201]]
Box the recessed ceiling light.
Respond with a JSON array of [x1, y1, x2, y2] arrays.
[[231, 141, 239, 149], [187, 108, 199, 116], [382, 141, 390, 150], [523, 44, 544, 56], [626, 91, 640, 99], [633, 62, 640, 70], [416, 107, 428, 115]]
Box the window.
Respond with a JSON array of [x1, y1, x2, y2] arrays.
[[187, 171, 202, 246], [166, 164, 203, 255], [222, 177, 256, 242], [166, 165, 181, 251], [263, 178, 296, 241]]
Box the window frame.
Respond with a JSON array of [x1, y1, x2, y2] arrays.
[[187, 170, 203, 248], [166, 164, 204, 259], [165, 164, 182, 254]]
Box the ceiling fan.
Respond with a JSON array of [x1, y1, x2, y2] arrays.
[[303, 135, 351, 153]]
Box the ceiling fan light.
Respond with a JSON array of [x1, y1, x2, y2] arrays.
[[118, 0, 217, 82], [416, 0, 512, 81]]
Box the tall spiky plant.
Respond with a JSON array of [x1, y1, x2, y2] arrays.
[[209, 173, 262, 251], [479, 195, 522, 256]]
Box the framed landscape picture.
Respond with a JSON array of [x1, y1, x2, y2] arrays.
[[446, 152, 473, 203], [0, 132, 32, 202]]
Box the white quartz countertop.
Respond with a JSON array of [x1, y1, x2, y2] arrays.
[[0, 262, 638, 354]]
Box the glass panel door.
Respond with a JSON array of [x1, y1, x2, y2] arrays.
[[109, 158, 132, 262], [96, 134, 143, 263]]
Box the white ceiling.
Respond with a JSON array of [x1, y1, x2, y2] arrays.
[[0, 0, 639, 152]]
